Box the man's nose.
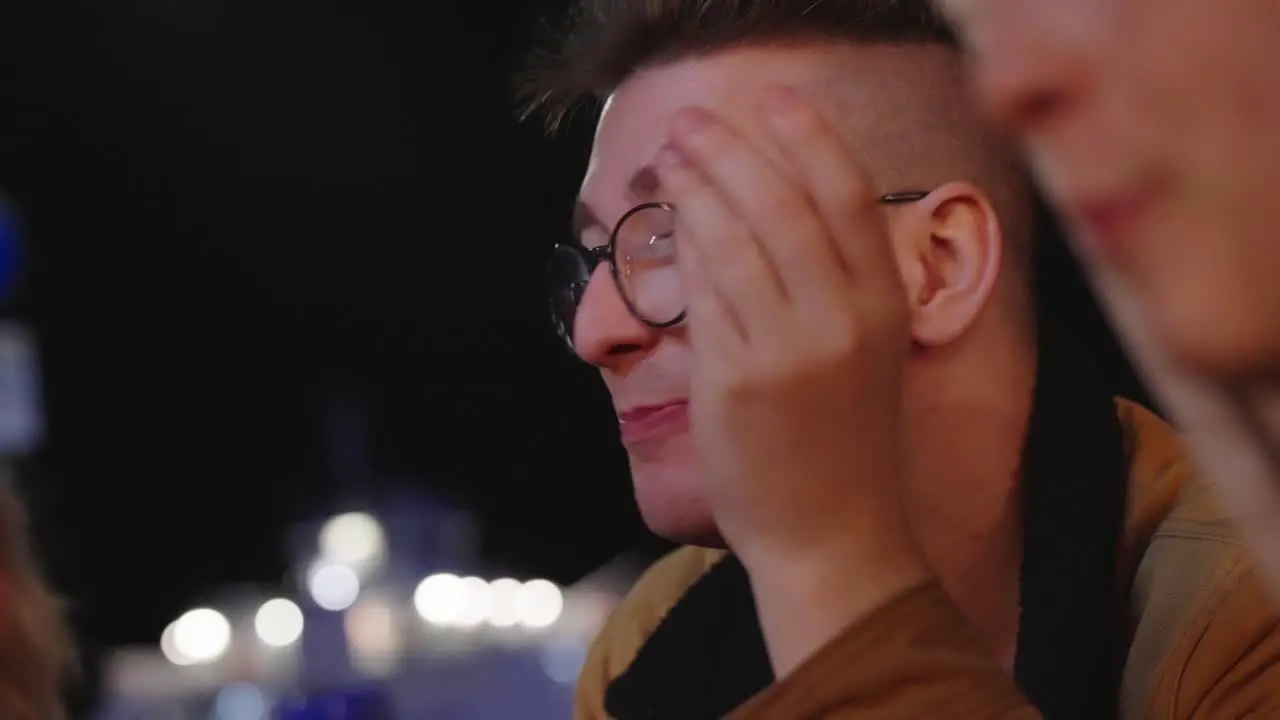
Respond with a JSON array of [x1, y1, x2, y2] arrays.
[[573, 266, 662, 373], [962, 3, 1090, 136]]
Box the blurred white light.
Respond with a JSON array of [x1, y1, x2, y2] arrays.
[[413, 573, 465, 626], [318, 512, 385, 571], [159, 621, 196, 666], [307, 561, 361, 611], [486, 578, 523, 628], [254, 598, 304, 648], [171, 608, 231, 664], [454, 576, 493, 628], [213, 683, 268, 720], [517, 579, 564, 629]]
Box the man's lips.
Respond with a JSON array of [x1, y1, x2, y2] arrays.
[[618, 401, 690, 445], [1065, 179, 1162, 264]]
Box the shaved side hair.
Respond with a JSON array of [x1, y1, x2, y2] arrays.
[[516, 0, 1033, 302]]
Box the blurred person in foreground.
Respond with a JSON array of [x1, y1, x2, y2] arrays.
[[517, 0, 1280, 717], [932, 0, 1280, 608]]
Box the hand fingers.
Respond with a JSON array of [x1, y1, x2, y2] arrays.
[[758, 87, 903, 300], [675, 210, 744, 355], [667, 108, 850, 309], [653, 143, 784, 340]]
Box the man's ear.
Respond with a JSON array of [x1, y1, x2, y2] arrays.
[[899, 181, 1005, 347]]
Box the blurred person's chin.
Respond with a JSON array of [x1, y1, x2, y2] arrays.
[[1115, 203, 1280, 383], [1062, 171, 1280, 384], [1155, 292, 1280, 383], [1160, 204, 1280, 383], [626, 432, 724, 547]]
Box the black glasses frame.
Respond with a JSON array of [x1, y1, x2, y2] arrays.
[[550, 190, 931, 343]]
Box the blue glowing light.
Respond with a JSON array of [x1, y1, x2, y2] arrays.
[[0, 195, 24, 304]]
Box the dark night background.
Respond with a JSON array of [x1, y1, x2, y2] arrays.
[[0, 1, 1145, 714]]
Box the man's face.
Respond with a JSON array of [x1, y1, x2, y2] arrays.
[[938, 0, 1280, 379], [573, 47, 920, 545]]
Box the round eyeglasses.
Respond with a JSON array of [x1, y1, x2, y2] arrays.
[[547, 191, 930, 348]]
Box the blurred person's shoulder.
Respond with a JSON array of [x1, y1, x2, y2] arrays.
[[574, 545, 726, 719], [1119, 398, 1280, 718]]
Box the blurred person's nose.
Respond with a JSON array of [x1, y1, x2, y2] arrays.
[[574, 265, 662, 374], [959, 1, 1094, 136]]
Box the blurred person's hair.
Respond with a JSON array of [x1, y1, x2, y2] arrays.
[[0, 475, 75, 719], [515, 0, 954, 132]]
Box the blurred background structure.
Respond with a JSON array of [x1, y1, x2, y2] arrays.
[[0, 1, 1143, 717], [88, 400, 642, 718], [96, 499, 641, 719]]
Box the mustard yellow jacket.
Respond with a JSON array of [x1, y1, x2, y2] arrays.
[[577, 402, 1280, 718]]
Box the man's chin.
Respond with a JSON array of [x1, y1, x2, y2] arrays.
[[639, 507, 726, 548], [630, 461, 725, 548]]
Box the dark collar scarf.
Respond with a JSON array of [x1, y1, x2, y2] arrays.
[[605, 329, 1129, 720]]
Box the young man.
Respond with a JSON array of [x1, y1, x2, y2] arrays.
[[934, 0, 1280, 603], [519, 0, 1280, 716]]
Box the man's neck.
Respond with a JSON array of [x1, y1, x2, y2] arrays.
[[903, 350, 1035, 669]]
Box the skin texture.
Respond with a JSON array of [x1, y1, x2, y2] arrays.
[[574, 43, 1035, 668]]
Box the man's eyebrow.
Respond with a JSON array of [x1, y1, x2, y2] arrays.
[[571, 163, 663, 239]]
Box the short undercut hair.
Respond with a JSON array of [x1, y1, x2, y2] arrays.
[[515, 0, 1035, 312], [515, 0, 955, 132]]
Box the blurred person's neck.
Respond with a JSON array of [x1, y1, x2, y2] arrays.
[[902, 316, 1036, 670]]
